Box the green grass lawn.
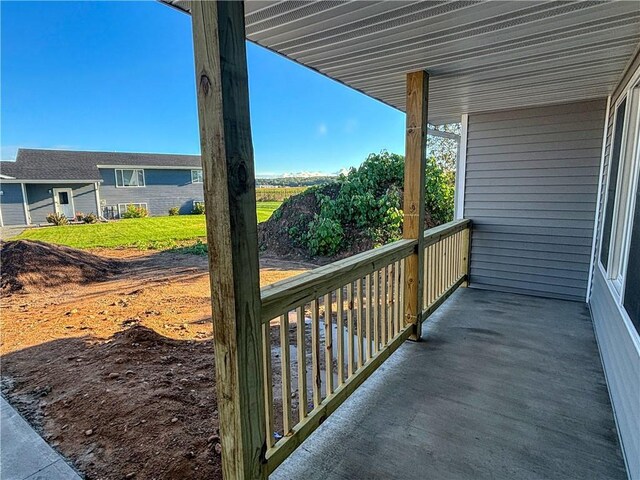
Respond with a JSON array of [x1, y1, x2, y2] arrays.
[[13, 201, 281, 249]]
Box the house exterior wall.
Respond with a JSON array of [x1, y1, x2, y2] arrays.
[[26, 183, 98, 224], [589, 49, 640, 479], [98, 168, 203, 217], [0, 183, 28, 226], [463, 99, 606, 302]]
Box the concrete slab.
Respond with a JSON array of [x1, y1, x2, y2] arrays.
[[0, 397, 80, 480], [272, 288, 627, 480]]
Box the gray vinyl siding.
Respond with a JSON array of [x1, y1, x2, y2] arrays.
[[26, 183, 98, 224], [0, 183, 27, 226], [591, 269, 640, 479], [98, 168, 204, 217], [589, 50, 640, 480], [464, 99, 606, 302]]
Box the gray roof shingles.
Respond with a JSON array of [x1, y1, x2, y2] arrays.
[[0, 149, 202, 181]]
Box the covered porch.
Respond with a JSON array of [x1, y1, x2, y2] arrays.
[[164, 1, 639, 478], [273, 287, 626, 480]]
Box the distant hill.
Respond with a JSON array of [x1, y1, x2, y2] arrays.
[[255, 175, 337, 187]]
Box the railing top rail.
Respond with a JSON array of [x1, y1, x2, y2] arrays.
[[423, 219, 470, 246], [260, 238, 416, 321]]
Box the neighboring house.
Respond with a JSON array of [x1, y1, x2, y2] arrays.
[[0, 149, 204, 226]]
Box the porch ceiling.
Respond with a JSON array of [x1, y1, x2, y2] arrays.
[[164, 0, 640, 124]]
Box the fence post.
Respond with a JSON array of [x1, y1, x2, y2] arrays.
[[460, 223, 472, 287], [191, 2, 266, 479], [403, 71, 429, 341]]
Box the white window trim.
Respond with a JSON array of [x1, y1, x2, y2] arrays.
[[454, 113, 468, 220], [191, 169, 204, 184], [117, 202, 148, 217], [587, 96, 611, 302], [115, 168, 146, 188]]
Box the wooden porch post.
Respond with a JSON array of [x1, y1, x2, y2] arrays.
[[191, 2, 266, 479], [403, 71, 429, 341]]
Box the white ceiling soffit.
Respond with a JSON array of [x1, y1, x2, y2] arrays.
[[165, 1, 640, 124]]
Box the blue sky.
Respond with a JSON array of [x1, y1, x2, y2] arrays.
[[1, 1, 406, 175]]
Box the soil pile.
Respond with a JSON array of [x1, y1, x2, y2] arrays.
[[1, 240, 121, 293], [1, 325, 222, 480], [258, 183, 339, 261]]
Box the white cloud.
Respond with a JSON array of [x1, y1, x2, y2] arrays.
[[316, 123, 328, 136], [343, 118, 358, 134], [0, 145, 20, 161]]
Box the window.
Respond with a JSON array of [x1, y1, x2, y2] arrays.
[[118, 203, 148, 217], [623, 173, 640, 333], [191, 169, 203, 184], [599, 75, 640, 334], [601, 84, 640, 294], [115, 169, 145, 187], [600, 98, 627, 268]]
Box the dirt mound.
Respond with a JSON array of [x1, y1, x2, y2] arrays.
[[1, 325, 221, 480], [1, 240, 121, 293], [258, 183, 339, 261]]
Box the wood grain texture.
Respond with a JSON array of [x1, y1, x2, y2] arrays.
[[190, 2, 266, 478], [295, 306, 307, 423], [403, 71, 429, 340], [280, 314, 292, 434]]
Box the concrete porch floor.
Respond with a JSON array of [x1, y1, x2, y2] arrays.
[[272, 288, 627, 480]]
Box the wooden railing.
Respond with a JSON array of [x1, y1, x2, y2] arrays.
[[259, 219, 470, 473], [422, 219, 471, 320]]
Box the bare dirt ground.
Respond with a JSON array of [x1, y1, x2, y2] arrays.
[[1, 245, 310, 480]]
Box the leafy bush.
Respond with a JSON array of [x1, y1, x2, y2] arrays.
[[83, 212, 98, 224], [192, 202, 205, 215], [168, 206, 180, 216], [46, 212, 69, 226], [297, 150, 454, 256], [121, 205, 148, 219], [305, 215, 344, 256]]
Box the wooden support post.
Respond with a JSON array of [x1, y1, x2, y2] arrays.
[[403, 71, 429, 341], [460, 224, 472, 287], [190, 2, 266, 479]]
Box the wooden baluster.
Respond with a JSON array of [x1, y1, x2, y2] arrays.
[[394, 260, 400, 335], [365, 274, 371, 362], [280, 314, 292, 434], [461, 225, 471, 287], [381, 266, 387, 346], [400, 258, 406, 328], [323, 293, 333, 396], [311, 299, 321, 408], [387, 265, 394, 339], [347, 282, 354, 378], [438, 240, 443, 298], [336, 287, 345, 387], [295, 306, 307, 423], [429, 245, 437, 306], [423, 246, 429, 311], [373, 271, 379, 354], [262, 322, 274, 449], [357, 279, 364, 369]]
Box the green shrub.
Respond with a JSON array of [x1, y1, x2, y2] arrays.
[[305, 215, 344, 256], [83, 212, 98, 224], [169, 206, 180, 216], [298, 150, 454, 256], [121, 205, 148, 219], [46, 212, 69, 226], [192, 202, 205, 215]]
